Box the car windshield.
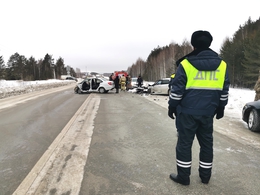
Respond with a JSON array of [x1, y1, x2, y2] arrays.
[[154, 80, 161, 85], [81, 78, 91, 83], [162, 79, 170, 84], [154, 79, 169, 85]]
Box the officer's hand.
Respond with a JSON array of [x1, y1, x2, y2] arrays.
[[168, 106, 176, 119], [215, 107, 225, 119]]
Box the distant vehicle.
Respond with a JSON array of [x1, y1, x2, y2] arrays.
[[74, 77, 114, 94], [66, 76, 78, 82], [242, 100, 260, 132], [61, 75, 72, 80], [148, 78, 171, 95]]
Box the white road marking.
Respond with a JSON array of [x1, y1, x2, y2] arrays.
[[13, 93, 100, 195]]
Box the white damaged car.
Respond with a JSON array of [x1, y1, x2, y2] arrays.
[[148, 78, 171, 95], [74, 77, 114, 94]]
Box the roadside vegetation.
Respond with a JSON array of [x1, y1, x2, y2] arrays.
[[128, 17, 260, 88], [0, 53, 77, 81]]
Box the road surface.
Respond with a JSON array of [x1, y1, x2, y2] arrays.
[[0, 85, 87, 195], [1, 87, 260, 194]]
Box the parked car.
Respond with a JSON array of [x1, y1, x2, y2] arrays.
[[74, 77, 114, 94], [66, 76, 78, 82], [242, 100, 260, 132], [148, 78, 171, 95]]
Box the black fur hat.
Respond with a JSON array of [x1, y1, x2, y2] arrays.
[[191, 30, 213, 49]]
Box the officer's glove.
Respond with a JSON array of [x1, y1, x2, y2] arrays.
[[215, 107, 225, 119], [168, 106, 176, 119]]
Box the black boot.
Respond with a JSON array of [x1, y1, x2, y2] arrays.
[[200, 176, 210, 184], [169, 173, 190, 185], [199, 170, 211, 184]]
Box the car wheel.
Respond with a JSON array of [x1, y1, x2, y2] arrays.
[[248, 109, 260, 132], [99, 87, 106, 93], [77, 88, 82, 94], [74, 87, 78, 93]]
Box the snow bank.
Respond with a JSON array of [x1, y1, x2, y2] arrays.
[[0, 79, 75, 99]]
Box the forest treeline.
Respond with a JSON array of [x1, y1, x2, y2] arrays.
[[0, 53, 77, 81], [0, 17, 259, 88], [128, 17, 260, 88]]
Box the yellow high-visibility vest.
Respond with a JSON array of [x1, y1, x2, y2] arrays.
[[181, 59, 226, 90], [171, 74, 175, 78]]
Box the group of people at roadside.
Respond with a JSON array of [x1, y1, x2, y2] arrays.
[[109, 73, 133, 93]]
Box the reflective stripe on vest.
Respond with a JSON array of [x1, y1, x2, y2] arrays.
[[181, 59, 226, 90]]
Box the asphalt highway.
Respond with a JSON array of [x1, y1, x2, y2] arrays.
[[1, 87, 260, 195]]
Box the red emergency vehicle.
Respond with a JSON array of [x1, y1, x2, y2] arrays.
[[114, 71, 128, 78], [111, 71, 128, 80]]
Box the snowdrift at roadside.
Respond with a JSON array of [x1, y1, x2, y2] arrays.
[[0, 79, 75, 99]]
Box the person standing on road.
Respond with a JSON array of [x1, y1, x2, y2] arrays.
[[120, 74, 127, 91], [168, 30, 230, 185], [137, 75, 143, 87], [126, 75, 132, 90], [109, 73, 114, 81], [114, 75, 120, 93]]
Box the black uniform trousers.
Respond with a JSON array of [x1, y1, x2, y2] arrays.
[[176, 113, 213, 182]]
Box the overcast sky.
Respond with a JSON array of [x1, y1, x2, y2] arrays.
[[0, 0, 259, 74]]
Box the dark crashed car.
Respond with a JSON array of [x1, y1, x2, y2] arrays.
[[242, 100, 260, 132], [66, 76, 78, 82]]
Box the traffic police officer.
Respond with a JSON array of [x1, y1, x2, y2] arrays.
[[168, 30, 230, 185]]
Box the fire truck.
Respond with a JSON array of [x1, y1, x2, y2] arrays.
[[113, 71, 128, 78]]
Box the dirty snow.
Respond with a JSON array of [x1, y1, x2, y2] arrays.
[[0, 79, 257, 119], [0, 79, 76, 99], [131, 87, 256, 122]]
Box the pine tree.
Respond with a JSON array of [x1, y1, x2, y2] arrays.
[[0, 55, 6, 79], [55, 57, 66, 79], [242, 33, 260, 88]]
